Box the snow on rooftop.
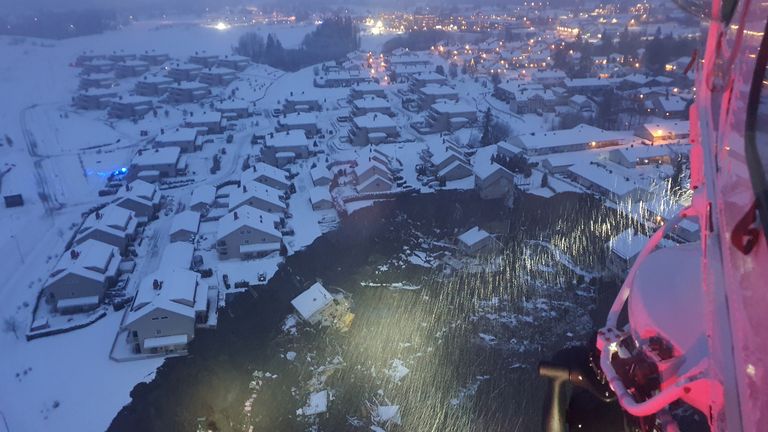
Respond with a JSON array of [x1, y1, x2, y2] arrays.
[[155, 127, 198, 143], [353, 112, 396, 129], [291, 282, 333, 321], [266, 129, 309, 148], [170, 210, 200, 235], [420, 84, 458, 96], [217, 205, 281, 239], [133, 146, 181, 166], [352, 95, 390, 109], [642, 120, 690, 136], [431, 101, 475, 115], [309, 186, 332, 205], [191, 185, 216, 206], [458, 226, 492, 247], [160, 241, 194, 270], [610, 229, 650, 260], [513, 124, 631, 150]]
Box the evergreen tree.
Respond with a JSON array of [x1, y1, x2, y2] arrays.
[[480, 108, 493, 146]]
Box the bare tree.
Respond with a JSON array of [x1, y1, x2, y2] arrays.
[[3, 316, 20, 340]]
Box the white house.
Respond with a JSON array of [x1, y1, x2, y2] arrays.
[[474, 163, 516, 199], [44, 239, 121, 314], [154, 128, 199, 153], [310, 187, 334, 211], [123, 268, 207, 354], [261, 130, 311, 167], [457, 227, 502, 255], [357, 174, 393, 194], [159, 241, 195, 270], [216, 206, 282, 260], [228, 182, 287, 215], [190, 185, 217, 214], [128, 147, 185, 181], [74, 205, 138, 252], [170, 210, 201, 243], [241, 162, 291, 191], [607, 229, 650, 275], [310, 166, 333, 186], [291, 282, 334, 324], [114, 179, 161, 219]]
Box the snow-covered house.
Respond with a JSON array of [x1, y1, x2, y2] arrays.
[[128, 146, 184, 181], [74, 205, 138, 253], [108, 96, 154, 119], [228, 182, 287, 215], [188, 53, 219, 68], [114, 60, 150, 78], [291, 282, 334, 324], [310, 166, 333, 186], [159, 242, 195, 270], [409, 71, 448, 90], [165, 82, 212, 104], [190, 185, 217, 214], [123, 268, 207, 354], [134, 74, 174, 97], [422, 101, 477, 134], [138, 51, 170, 66], [44, 239, 121, 313], [474, 163, 516, 199], [349, 82, 387, 100], [114, 179, 161, 219], [607, 229, 650, 275], [184, 111, 223, 135], [216, 100, 251, 119], [275, 112, 319, 137], [348, 113, 399, 146], [353, 159, 391, 185], [416, 84, 459, 110], [357, 174, 393, 194], [458, 227, 502, 255], [154, 128, 199, 153], [261, 130, 311, 167], [74, 88, 118, 110], [283, 95, 322, 113], [508, 124, 628, 156], [170, 211, 200, 243], [351, 96, 394, 117], [566, 162, 649, 202], [309, 187, 334, 210], [217, 54, 251, 71], [166, 63, 203, 82], [216, 206, 282, 260], [635, 120, 690, 144], [608, 146, 671, 168], [197, 67, 237, 87], [241, 162, 291, 191]]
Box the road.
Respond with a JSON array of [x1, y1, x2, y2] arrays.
[[19, 105, 63, 215]]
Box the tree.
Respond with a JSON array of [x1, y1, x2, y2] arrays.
[[541, 172, 549, 188], [435, 64, 445, 76], [490, 70, 501, 86], [448, 62, 458, 79], [235, 32, 265, 61], [3, 316, 20, 340], [480, 108, 493, 146]]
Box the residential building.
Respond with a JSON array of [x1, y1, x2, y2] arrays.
[[127, 147, 184, 181], [228, 182, 287, 215], [416, 84, 459, 110], [310, 166, 333, 186], [198, 67, 238, 87], [458, 226, 502, 255], [123, 268, 207, 354], [170, 210, 200, 243], [73, 88, 118, 110], [184, 111, 223, 135], [635, 120, 690, 144], [275, 112, 319, 137], [73, 205, 138, 253], [115, 60, 150, 78], [607, 229, 650, 275], [138, 51, 170, 66], [216, 206, 282, 260], [240, 162, 291, 191], [154, 128, 199, 153], [135, 75, 175, 97], [43, 239, 121, 314], [348, 113, 399, 146], [351, 96, 394, 117], [261, 130, 311, 167], [108, 96, 154, 119], [291, 282, 334, 324], [283, 95, 322, 113], [190, 185, 217, 214], [166, 63, 204, 82], [114, 179, 161, 219], [217, 55, 251, 71], [309, 187, 334, 210], [608, 146, 671, 168], [508, 124, 629, 156], [566, 162, 649, 202], [474, 163, 516, 199], [188, 53, 219, 68], [165, 82, 212, 104], [421, 101, 477, 134], [216, 100, 250, 119], [349, 82, 387, 100], [79, 73, 115, 90]]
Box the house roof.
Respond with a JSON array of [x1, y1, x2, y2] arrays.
[[309, 187, 332, 204], [155, 127, 198, 143], [610, 229, 649, 260], [291, 282, 333, 320], [190, 185, 216, 207], [160, 242, 194, 270], [266, 129, 309, 148], [48, 239, 120, 286], [126, 267, 201, 325], [458, 226, 492, 247], [217, 205, 281, 239], [512, 124, 630, 151], [132, 147, 181, 167], [170, 210, 200, 235], [352, 113, 397, 129]]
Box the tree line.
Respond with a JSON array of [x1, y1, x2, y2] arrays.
[[235, 16, 360, 71]]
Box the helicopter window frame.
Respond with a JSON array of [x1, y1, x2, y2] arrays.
[[744, 18, 768, 244]]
